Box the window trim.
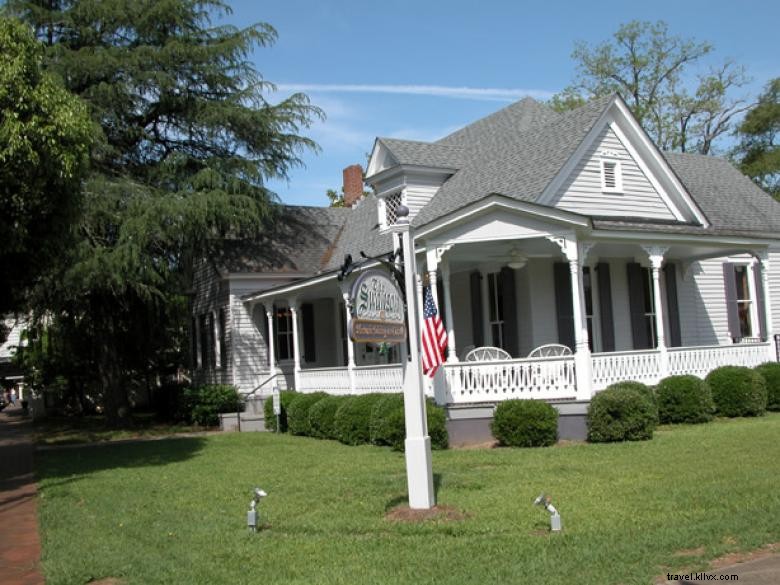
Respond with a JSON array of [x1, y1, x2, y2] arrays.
[[600, 158, 623, 193], [733, 262, 759, 340], [275, 306, 295, 363]]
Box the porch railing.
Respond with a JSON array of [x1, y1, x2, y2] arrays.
[[443, 355, 576, 404], [667, 342, 771, 377], [591, 349, 662, 390], [297, 364, 403, 394]]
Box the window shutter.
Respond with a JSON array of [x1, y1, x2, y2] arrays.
[[470, 271, 484, 347], [753, 264, 767, 341], [723, 263, 740, 342], [663, 263, 682, 347], [500, 266, 519, 357], [627, 262, 650, 349], [436, 278, 446, 330], [302, 303, 316, 363], [553, 262, 575, 350], [596, 263, 615, 352]]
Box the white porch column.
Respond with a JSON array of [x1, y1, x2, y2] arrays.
[[265, 306, 278, 373], [568, 244, 593, 401], [426, 248, 448, 404], [290, 300, 301, 391], [342, 292, 356, 393], [441, 259, 458, 362], [643, 246, 669, 378], [756, 251, 775, 359]]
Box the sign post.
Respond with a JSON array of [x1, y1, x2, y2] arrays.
[[391, 205, 435, 510]]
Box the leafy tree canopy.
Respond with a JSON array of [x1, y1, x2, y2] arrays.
[[733, 78, 780, 197], [551, 20, 750, 155], [0, 16, 93, 314], [5, 0, 322, 423]]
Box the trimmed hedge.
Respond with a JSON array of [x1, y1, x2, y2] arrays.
[[287, 392, 328, 436], [263, 390, 298, 432], [587, 383, 657, 442], [656, 375, 715, 424], [369, 394, 448, 451], [182, 384, 243, 427], [755, 362, 780, 411], [491, 399, 558, 447], [333, 393, 387, 445], [309, 395, 348, 439], [706, 366, 767, 417]]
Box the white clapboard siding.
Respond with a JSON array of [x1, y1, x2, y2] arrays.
[[405, 182, 441, 222], [553, 125, 676, 220], [191, 260, 231, 387], [515, 266, 534, 356], [527, 259, 558, 347], [769, 249, 780, 336], [677, 259, 731, 346]]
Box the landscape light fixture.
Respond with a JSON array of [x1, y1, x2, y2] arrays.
[[247, 487, 267, 533], [533, 493, 562, 532]]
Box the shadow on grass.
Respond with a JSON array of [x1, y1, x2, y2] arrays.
[[384, 472, 443, 511], [35, 436, 208, 488]]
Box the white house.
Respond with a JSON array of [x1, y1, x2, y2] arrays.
[[192, 94, 780, 440]]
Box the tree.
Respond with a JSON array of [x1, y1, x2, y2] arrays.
[[733, 78, 780, 197], [326, 188, 346, 207], [552, 21, 750, 154], [0, 16, 93, 315], [6, 0, 322, 424]]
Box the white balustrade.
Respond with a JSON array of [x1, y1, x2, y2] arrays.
[[443, 356, 576, 404], [591, 350, 662, 390], [297, 367, 352, 394], [668, 342, 772, 377], [353, 364, 404, 393]]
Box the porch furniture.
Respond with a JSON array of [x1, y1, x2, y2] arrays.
[[459, 345, 475, 360], [528, 344, 573, 358], [464, 346, 512, 362]]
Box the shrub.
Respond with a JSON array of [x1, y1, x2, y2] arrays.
[[656, 375, 715, 424], [333, 394, 387, 445], [263, 390, 298, 432], [182, 384, 242, 427], [287, 392, 328, 436], [587, 384, 657, 442], [369, 394, 448, 451], [706, 366, 767, 417], [308, 395, 348, 439], [153, 380, 189, 421], [755, 362, 780, 411], [491, 399, 558, 447]]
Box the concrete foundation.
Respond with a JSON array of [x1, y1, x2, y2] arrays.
[[445, 400, 590, 447]]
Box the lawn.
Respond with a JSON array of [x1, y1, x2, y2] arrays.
[[33, 414, 208, 446], [36, 414, 780, 585]]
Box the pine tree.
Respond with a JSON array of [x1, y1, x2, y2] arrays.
[[6, 0, 322, 424]]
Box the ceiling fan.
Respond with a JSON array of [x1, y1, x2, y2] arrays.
[[487, 246, 528, 269]]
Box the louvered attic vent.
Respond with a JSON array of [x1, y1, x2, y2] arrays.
[[601, 159, 622, 192]]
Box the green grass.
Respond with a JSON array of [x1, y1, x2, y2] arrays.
[[37, 414, 780, 585], [33, 413, 208, 446]]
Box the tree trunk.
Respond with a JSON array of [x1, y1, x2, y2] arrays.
[[93, 296, 131, 427]]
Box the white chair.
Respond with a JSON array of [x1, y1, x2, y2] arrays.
[[527, 343, 572, 358], [459, 345, 476, 361], [464, 346, 512, 362]]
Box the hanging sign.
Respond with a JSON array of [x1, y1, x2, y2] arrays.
[[349, 269, 406, 343]]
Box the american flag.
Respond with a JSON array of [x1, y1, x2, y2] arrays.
[[421, 285, 448, 378]]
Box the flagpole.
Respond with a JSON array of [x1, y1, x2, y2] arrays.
[[393, 205, 435, 510]]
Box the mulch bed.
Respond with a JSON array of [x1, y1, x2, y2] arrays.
[[385, 504, 468, 523]]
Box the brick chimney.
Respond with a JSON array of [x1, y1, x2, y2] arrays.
[[342, 164, 364, 208]]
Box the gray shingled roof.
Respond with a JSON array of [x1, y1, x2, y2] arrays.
[[374, 138, 467, 170], [412, 95, 614, 227], [214, 206, 350, 274], [323, 195, 394, 271]]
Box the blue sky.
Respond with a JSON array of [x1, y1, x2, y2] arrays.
[[225, 0, 780, 207]]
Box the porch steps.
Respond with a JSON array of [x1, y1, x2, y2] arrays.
[[219, 395, 268, 432]]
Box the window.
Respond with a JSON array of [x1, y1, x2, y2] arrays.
[[600, 159, 623, 192], [583, 267, 594, 352], [275, 307, 294, 361], [734, 265, 753, 338], [384, 191, 403, 227], [487, 272, 505, 349], [641, 268, 658, 348]]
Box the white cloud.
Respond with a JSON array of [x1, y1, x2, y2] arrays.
[[277, 83, 554, 102]]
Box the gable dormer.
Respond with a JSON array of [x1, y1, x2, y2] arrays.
[[540, 96, 709, 226], [365, 138, 461, 231]]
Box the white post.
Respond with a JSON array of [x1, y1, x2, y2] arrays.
[[265, 306, 278, 373], [290, 300, 301, 391], [756, 251, 775, 359], [441, 259, 458, 362], [643, 246, 669, 377], [342, 292, 356, 394], [393, 206, 435, 510], [566, 243, 592, 401]]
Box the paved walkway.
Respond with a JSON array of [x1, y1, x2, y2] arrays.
[[0, 405, 44, 585]]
